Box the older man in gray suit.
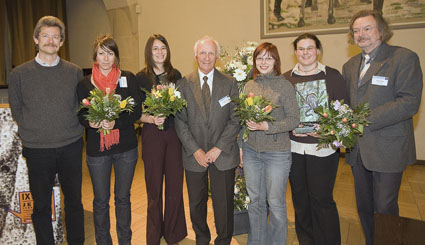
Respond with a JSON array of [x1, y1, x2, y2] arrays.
[[175, 36, 240, 245], [342, 10, 423, 245]]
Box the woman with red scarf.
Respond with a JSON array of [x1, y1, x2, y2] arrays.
[[77, 34, 142, 245]]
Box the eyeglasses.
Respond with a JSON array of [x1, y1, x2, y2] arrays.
[[353, 26, 377, 35], [39, 33, 61, 41], [296, 46, 317, 52], [255, 57, 274, 63]]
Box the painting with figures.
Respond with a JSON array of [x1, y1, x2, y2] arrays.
[[261, 0, 425, 38], [295, 79, 328, 123]]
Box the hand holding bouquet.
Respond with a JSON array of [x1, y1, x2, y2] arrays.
[[233, 92, 278, 141], [314, 100, 371, 149], [79, 88, 135, 134], [142, 84, 187, 130]]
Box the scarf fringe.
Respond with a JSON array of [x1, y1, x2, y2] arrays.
[[100, 129, 120, 152]]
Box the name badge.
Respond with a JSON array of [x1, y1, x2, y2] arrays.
[[219, 95, 231, 107], [119, 77, 128, 88], [371, 75, 388, 86]]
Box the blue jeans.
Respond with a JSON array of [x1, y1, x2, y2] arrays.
[[86, 147, 138, 245], [242, 144, 292, 245]]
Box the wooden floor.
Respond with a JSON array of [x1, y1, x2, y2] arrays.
[[65, 144, 425, 245]]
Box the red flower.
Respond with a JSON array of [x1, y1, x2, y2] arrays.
[[82, 98, 90, 106], [323, 112, 329, 118], [352, 123, 357, 128], [264, 105, 273, 113], [342, 118, 348, 123]]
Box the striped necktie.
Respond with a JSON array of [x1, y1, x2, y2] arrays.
[[358, 54, 371, 84]]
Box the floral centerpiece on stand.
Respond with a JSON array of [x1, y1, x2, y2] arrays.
[[234, 167, 250, 211], [314, 99, 371, 149], [218, 41, 257, 93], [233, 167, 251, 235], [232, 92, 278, 142], [141, 84, 187, 130], [219, 42, 259, 233], [79, 88, 135, 135]]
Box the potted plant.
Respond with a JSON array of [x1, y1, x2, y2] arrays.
[[233, 167, 250, 235], [218, 41, 256, 236]]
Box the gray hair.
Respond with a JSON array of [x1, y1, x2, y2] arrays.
[[193, 36, 220, 57], [33, 16, 66, 42]]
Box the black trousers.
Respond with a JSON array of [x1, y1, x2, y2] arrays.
[[185, 164, 235, 245], [23, 138, 84, 245], [289, 151, 341, 245], [141, 124, 187, 244], [351, 152, 403, 245]]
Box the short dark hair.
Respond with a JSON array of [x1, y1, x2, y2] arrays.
[[252, 42, 281, 79], [33, 16, 65, 42], [92, 34, 120, 66], [348, 10, 393, 44], [292, 33, 323, 53]]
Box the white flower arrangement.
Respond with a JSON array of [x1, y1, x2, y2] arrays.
[[234, 167, 250, 211], [219, 41, 258, 92]]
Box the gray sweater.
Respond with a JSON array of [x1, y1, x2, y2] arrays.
[[8, 59, 83, 148], [242, 73, 299, 152]]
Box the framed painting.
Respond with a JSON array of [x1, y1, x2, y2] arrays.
[[261, 0, 425, 38]]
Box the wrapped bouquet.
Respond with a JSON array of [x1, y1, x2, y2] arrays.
[[314, 100, 371, 149], [142, 84, 187, 130], [233, 92, 277, 141], [79, 88, 135, 134]]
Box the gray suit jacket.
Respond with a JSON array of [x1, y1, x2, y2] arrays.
[[175, 69, 241, 172], [342, 42, 423, 173]]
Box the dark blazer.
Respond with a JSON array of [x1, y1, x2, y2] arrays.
[[342, 42, 423, 173], [175, 69, 240, 172]]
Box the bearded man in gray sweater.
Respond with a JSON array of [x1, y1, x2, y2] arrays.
[[8, 16, 84, 245]]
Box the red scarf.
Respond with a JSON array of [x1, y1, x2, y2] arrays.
[[91, 62, 121, 151], [100, 130, 120, 152], [91, 62, 120, 93]]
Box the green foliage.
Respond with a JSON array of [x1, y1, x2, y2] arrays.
[[314, 100, 371, 149], [79, 88, 135, 133], [234, 167, 250, 211], [232, 93, 278, 141], [219, 41, 257, 93], [142, 84, 187, 130]]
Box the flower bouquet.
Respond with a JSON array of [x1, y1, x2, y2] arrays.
[[234, 167, 250, 211], [219, 41, 257, 92], [79, 88, 135, 134], [233, 92, 278, 142], [314, 100, 371, 149], [141, 84, 187, 130]]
